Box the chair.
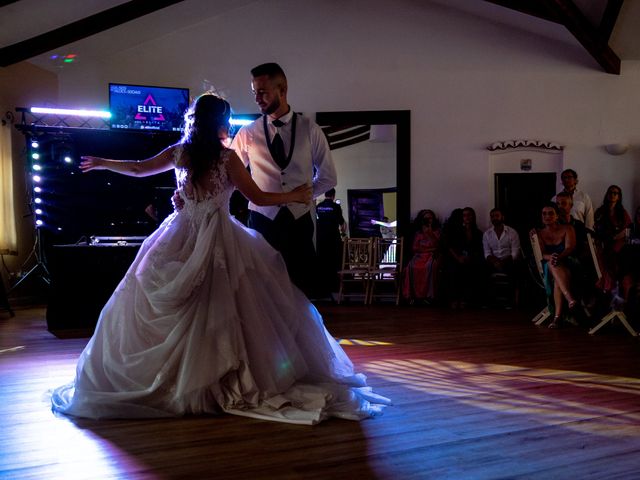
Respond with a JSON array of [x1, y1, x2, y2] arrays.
[[587, 234, 638, 337], [367, 237, 404, 305], [529, 232, 552, 325], [336, 238, 373, 304]]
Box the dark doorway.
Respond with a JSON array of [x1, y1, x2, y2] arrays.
[[495, 172, 557, 240], [495, 172, 557, 309]]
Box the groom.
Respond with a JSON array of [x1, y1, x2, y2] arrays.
[[231, 63, 337, 297]]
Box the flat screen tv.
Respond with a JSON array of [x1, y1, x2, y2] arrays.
[[109, 83, 190, 132]]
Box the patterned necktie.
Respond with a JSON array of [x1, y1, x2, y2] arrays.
[[271, 119, 287, 168]]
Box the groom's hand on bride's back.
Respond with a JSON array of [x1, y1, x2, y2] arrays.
[[172, 190, 184, 211]]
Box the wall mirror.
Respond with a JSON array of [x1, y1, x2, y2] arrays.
[[315, 110, 410, 239]]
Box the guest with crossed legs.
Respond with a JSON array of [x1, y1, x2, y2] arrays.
[[532, 202, 577, 328]]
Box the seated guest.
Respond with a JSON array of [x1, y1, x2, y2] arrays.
[[402, 209, 441, 304], [532, 202, 577, 328], [443, 207, 485, 309], [556, 191, 597, 310], [619, 237, 640, 319], [594, 185, 632, 293], [556, 192, 588, 257], [628, 206, 640, 245], [483, 207, 521, 274], [622, 206, 640, 313], [482, 208, 520, 306], [409, 209, 433, 238]]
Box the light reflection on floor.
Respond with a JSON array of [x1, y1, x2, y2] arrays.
[[1, 353, 151, 479], [337, 338, 394, 346], [364, 358, 640, 438]]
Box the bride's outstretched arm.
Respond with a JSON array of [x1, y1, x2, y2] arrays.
[[80, 145, 177, 177], [227, 151, 311, 206]]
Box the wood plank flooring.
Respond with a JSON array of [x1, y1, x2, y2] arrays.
[[1, 304, 639, 479]]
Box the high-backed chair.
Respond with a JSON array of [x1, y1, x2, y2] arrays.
[[336, 238, 373, 304], [587, 233, 638, 337], [367, 237, 404, 305], [529, 232, 552, 325]]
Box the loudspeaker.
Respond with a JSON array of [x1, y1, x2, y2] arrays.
[[46, 244, 140, 333]]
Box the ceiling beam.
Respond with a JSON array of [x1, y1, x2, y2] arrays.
[[599, 0, 624, 41], [484, 0, 562, 24], [539, 0, 620, 74], [0, 0, 186, 67], [485, 0, 621, 75]]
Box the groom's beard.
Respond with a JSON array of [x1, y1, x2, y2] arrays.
[[261, 97, 281, 115]]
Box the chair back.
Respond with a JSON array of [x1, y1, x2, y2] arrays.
[[341, 237, 373, 271], [373, 237, 403, 273], [336, 237, 373, 304], [586, 232, 603, 280], [368, 237, 404, 304], [530, 231, 544, 278]]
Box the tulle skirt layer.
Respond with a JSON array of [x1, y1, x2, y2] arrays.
[[52, 209, 389, 424]]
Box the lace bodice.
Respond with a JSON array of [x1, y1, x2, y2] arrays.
[[174, 147, 234, 222]]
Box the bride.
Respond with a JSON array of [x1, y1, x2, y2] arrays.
[[51, 93, 389, 425]]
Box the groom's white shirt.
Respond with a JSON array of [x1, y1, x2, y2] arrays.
[[231, 110, 336, 220]]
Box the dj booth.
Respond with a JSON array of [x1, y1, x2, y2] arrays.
[[46, 237, 145, 334]]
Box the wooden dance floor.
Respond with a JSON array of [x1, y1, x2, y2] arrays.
[[1, 304, 639, 479]]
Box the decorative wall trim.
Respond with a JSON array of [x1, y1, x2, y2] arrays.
[[487, 139, 564, 151]]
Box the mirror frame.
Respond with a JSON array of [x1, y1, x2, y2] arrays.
[[315, 110, 410, 239]]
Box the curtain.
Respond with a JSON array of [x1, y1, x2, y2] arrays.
[[0, 116, 17, 255]]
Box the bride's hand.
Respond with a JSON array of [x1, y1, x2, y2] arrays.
[[79, 156, 107, 172], [290, 184, 312, 204]]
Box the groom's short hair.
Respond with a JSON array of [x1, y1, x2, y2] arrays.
[[251, 62, 286, 79], [251, 63, 287, 92]]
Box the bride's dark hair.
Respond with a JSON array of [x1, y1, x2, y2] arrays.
[[181, 93, 231, 186]]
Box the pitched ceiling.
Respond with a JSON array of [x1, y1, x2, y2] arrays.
[[1, 0, 638, 74]]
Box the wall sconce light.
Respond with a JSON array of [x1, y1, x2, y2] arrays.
[[605, 143, 629, 155]]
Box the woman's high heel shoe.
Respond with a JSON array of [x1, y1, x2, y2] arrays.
[[549, 316, 560, 329], [561, 289, 577, 310]]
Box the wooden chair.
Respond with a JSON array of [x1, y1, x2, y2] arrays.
[[529, 232, 552, 325], [587, 234, 638, 337], [336, 238, 373, 304], [367, 237, 404, 305]]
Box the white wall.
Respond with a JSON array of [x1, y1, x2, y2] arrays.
[[47, 0, 640, 230]]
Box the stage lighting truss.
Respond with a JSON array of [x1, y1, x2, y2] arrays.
[[26, 134, 77, 230], [28, 137, 44, 228], [16, 106, 111, 130]]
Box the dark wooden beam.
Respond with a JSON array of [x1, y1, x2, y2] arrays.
[[539, 0, 620, 74], [484, 0, 562, 24], [485, 0, 621, 75], [0, 0, 186, 67], [599, 0, 624, 41]]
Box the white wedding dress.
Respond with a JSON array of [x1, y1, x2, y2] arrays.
[[51, 148, 390, 424]]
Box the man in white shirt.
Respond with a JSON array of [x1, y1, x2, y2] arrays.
[[554, 169, 594, 231], [231, 63, 337, 297], [483, 208, 521, 273], [483, 208, 521, 308]]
